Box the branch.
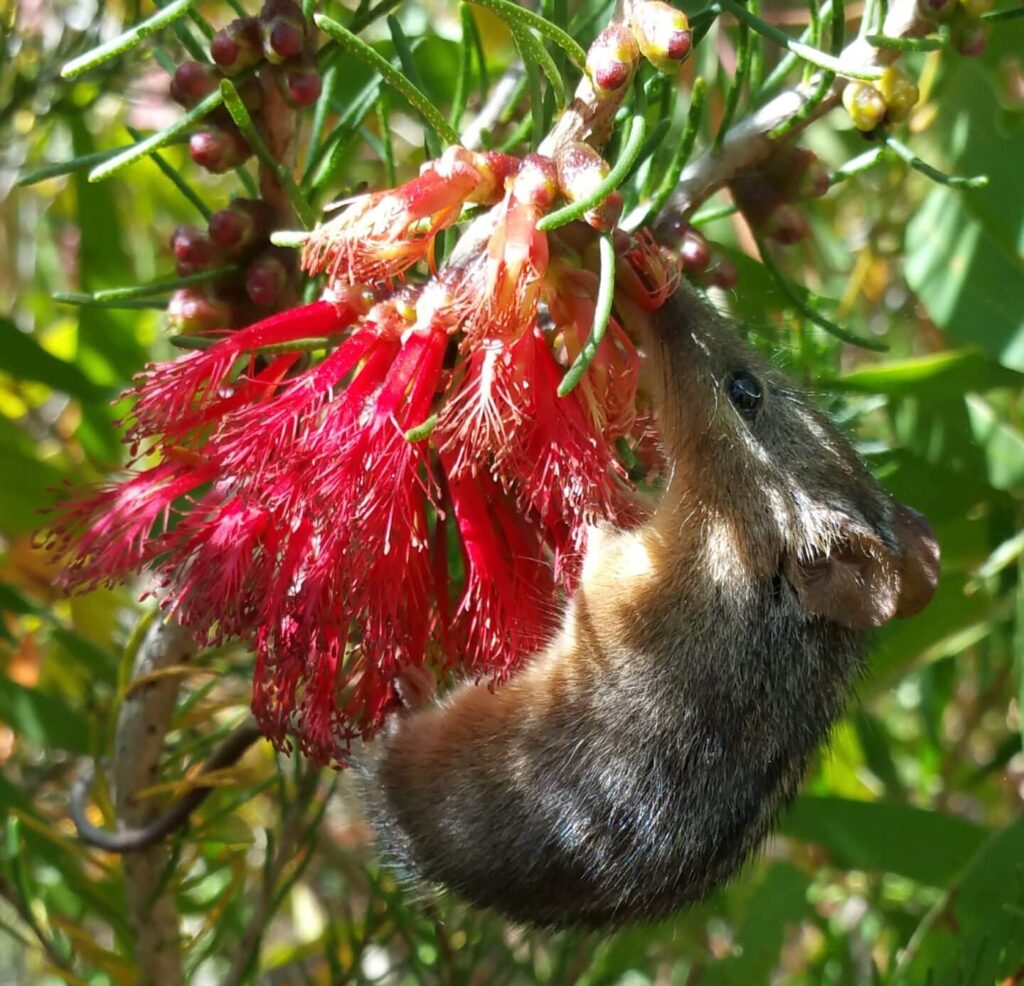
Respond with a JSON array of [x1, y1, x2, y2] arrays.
[[112, 617, 197, 986], [657, 0, 930, 226]]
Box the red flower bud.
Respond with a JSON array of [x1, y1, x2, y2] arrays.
[[285, 65, 322, 106], [172, 224, 218, 272], [166, 288, 234, 334], [763, 203, 809, 245], [629, 1, 692, 74], [211, 17, 264, 74], [169, 61, 218, 108], [246, 248, 294, 307], [586, 25, 640, 93], [260, 0, 306, 64], [189, 127, 252, 173], [761, 145, 831, 200], [208, 198, 274, 253], [678, 226, 711, 272]]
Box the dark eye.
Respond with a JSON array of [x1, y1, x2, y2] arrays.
[[725, 370, 763, 421]]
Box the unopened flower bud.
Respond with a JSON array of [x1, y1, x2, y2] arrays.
[[678, 226, 710, 272], [763, 203, 809, 245], [189, 127, 252, 173], [261, 0, 306, 64], [693, 251, 738, 290], [284, 65, 322, 106], [211, 17, 264, 74], [760, 145, 830, 199], [208, 198, 275, 253], [512, 154, 559, 210], [171, 225, 218, 274], [555, 142, 623, 231], [842, 81, 887, 132], [246, 248, 293, 306], [166, 288, 233, 334], [169, 61, 218, 108], [586, 25, 640, 93], [629, 1, 692, 74], [729, 171, 783, 228], [877, 66, 919, 123]]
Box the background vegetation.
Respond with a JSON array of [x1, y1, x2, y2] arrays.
[[1, 0, 1023, 983]]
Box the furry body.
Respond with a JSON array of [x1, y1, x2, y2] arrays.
[[371, 282, 939, 928]]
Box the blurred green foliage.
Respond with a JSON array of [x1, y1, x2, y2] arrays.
[[1, 0, 1023, 984]]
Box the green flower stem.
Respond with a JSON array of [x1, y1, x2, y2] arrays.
[[691, 200, 738, 225], [537, 113, 648, 231], [124, 127, 210, 220], [349, 0, 406, 34], [386, 15, 443, 158], [53, 292, 168, 310], [303, 74, 381, 191], [512, 20, 568, 110], [715, 20, 751, 151], [690, 4, 723, 46], [93, 266, 239, 302], [169, 335, 337, 354], [377, 93, 397, 188], [315, 14, 459, 148], [465, 5, 490, 100], [639, 78, 708, 227], [831, 0, 845, 53], [882, 133, 989, 190], [404, 413, 439, 443], [89, 87, 224, 183], [866, 33, 944, 50], [754, 236, 888, 351], [748, 0, 765, 91], [515, 31, 547, 151], [468, 0, 586, 68], [61, 0, 197, 79], [982, 5, 1024, 20], [718, 0, 882, 79], [558, 234, 616, 397], [769, 60, 834, 139], [828, 146, 887, 183], [759, 0, 835, 93], [17, 142, 172, 187], [450, 4, 475, 130], [305, 62, 339, 180], [219, 80, 317, 228]]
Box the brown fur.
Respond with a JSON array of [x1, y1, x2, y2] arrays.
[[367, 282, 940, 928]]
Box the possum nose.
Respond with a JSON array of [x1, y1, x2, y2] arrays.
[[892, 503, 941, 619]]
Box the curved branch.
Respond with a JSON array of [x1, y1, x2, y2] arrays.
[[70, 720, 265, 853]]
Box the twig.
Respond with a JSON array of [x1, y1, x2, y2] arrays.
[[112, 617, 197, 986], [657, 0, 930, 226]]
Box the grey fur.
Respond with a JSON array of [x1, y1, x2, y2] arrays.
[[365, 282, 937, 929]]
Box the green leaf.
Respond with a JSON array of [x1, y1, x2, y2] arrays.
[[0, 680, 89, 754], [965, 394, 1024, 492], [779, 796, 989, 886], [835, 348, 1022, 397], [895, 823, 1024, 985], [0, 318, 105, 400]]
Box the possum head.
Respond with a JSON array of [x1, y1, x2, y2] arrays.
[[628, 282, 940, 632]]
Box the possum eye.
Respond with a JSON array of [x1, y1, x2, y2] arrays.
[[725, 370, 763, 421]]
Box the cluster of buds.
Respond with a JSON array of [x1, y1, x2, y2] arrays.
[[586, 0, 693, 95], [919, 0, 991, 56], [170, 0, 319, 173], [728, 142, 830, 246], [168, 198, 295, 333], [49, 143, 677, 763], [842, 66, 920, 133]]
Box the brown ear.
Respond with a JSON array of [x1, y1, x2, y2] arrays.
[[891, 503, 941, 619], [783, 532, 901, 631]]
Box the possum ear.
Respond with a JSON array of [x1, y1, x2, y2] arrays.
[[890, 503, 941, 619], [783, 526, 901, 631]]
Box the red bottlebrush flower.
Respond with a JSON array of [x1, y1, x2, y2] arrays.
[[49, 143, 684, 766], [302, 147, 519, 284], [48, 459, 219, 593], [445, 468, 557, 678], [458, 154, 558, 346]]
